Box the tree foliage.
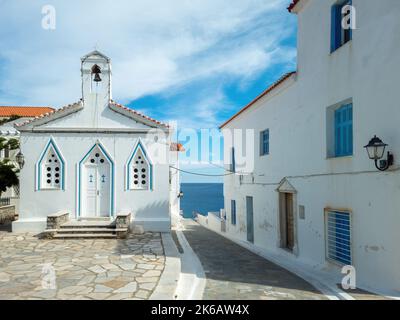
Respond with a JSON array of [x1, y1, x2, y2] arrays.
[[0, 137, 20, 197], [0, 115, 21, 126]]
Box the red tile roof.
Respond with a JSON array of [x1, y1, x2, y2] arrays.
[[219, 72, 296, 129], [15, 102, 80, 127], [110, 100, 169, 128], [287, 0, 301, 12], [15, 100, 169, 129], [0, 106, 54, 117]]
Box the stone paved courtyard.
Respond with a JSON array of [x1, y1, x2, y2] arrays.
[[0, 228, 165, 300]]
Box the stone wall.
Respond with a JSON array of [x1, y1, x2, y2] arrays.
[[116, 212, 131, 239], [46, 211, 69, 229], [196, 212, 225, 234], [0, 205, 16, 224]]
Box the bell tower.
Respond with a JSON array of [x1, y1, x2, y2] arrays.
[[81, 50, 112, 107]]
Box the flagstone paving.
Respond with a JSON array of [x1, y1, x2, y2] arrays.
[[0, 229, 165, 300], [182, 220, 327, 300]]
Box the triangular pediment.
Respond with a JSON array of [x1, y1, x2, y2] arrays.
[[81, 50, 111, 62], [16, 101, 168, 132], [276, 178, 297, 193]]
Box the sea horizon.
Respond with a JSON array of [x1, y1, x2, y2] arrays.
[[180, 182, 224, 219]]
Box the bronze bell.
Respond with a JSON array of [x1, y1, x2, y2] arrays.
[[91, 64, 102, 82], [93, 73, 102, 82]]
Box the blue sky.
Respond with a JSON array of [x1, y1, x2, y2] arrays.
[[0, 0, 297, 182]]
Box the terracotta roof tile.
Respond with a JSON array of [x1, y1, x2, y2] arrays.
[[0, 106, 54, 117], [15, 102, 81, 127], [110, 100, 169, 128], [14, 100, 169, 129], [219, 72, 296, 129]]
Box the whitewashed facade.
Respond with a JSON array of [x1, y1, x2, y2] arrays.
[[221, 0, 400, 295], [169, 141, 185, 227], [13, 51, 175, 233]]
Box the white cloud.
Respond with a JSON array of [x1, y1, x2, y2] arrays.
[[0, 0, 296, 127], [169, 87, 229, 128]]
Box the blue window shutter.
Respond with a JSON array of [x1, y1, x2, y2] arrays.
[[342, 107, 347, 154], [348, 0, 353, 41], [335, 103, 353, 157], [261, 129, 270, 155], [331, 5, 336, 53], [346, 104, 353, 155], [327, 211, 351, 265], [331, 5, 339, 52], [348, 105, 353, 154], [335, 109, 341, 156]]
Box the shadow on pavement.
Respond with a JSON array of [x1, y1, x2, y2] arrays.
[[182, 221, 326, 300]]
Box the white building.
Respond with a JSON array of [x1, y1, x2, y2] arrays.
[[169, 142, 184, 227], [221, 0, 400, 295], [13, 50, 176, 233]]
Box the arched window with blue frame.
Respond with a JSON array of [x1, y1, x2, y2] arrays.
[[36, 138, 65, 190], [126, 139, 153, 191]]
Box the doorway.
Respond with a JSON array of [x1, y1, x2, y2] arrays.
[[80, 144, 113, 218], [279, 192, 295, 251]]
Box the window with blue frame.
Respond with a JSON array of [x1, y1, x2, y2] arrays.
[[331, 0, 352, 52], [260, 129, 270, 156], [127, 140, 153, 190], [326, 210, 352, 265], [37, 138, 65, 190], [231, 200, 236, 225], [334, 103, 353, 157]]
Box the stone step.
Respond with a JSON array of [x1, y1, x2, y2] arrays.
[[53, 233, 117, 239], [56, 228, 117, 234], [78, 217, 113, 222], [60, 224, 115, 229], [60, 221, 115, 229], [43, 216, 129, 239]]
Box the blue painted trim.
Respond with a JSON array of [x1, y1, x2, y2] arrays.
[[77, 142, 115, 218], [97, 143, 115, 217], [331, 4, 340, 53], [126, 140, 153, 191], [348, 0, 353, 41], [331, 0, 352, 53], [334, 103, 353, 157], [37, 138, 65, 191], [260, 129, 270, 156]]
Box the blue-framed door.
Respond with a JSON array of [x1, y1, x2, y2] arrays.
[[78, 143, 114, 218]]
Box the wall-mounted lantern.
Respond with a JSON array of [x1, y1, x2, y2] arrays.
[[364, 135, 394, 171], [16, 151, 25, 169], [178, 191, 184, 198]]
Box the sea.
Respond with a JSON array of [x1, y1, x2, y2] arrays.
[[180, 183, 224, 219]]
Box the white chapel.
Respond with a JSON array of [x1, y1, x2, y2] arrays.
[[12, 51, 178, 234]]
